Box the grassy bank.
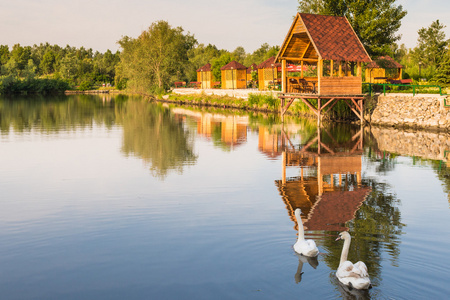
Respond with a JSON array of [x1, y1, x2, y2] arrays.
[[162, 92, 358, 121]]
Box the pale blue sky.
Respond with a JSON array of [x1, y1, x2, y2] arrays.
[[1, 0, 449, 53]]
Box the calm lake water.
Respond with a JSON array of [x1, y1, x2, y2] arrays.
[[1, 94, 449, 299]]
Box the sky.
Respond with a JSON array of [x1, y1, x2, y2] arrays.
[[1, 0, 450, 54]]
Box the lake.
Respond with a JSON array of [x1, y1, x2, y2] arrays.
[[0, 94, 449, 299]]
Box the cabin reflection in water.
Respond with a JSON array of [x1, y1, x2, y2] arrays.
[[275, 128, 371, 232], [173, 108, 248, 150]]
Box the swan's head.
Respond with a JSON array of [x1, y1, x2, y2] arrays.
[[335, 231, 351, 241], [295, 208, 302, 214]]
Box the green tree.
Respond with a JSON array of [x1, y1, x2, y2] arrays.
[[187, 43, 222, 81], [232, 46, 247, 64], [412, 20, 448, 68], [432, 47, 450, 85], [0, 45, 9, 67], [40, 50, 56, 74], [211, 52, 232, 82], [117, 20, 196, 94], [297, 0, 407, 56]]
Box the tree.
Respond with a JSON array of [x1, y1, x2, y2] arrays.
[[211, 52, 232, 82], [187, 43, 222, 81], [231, 46, 247, 64], [297, 0, 407, 56], [413, 20, 448, 68], [117, 20, 196, 93], [40, 50, 56, 74], [432, 47, 450, 85]]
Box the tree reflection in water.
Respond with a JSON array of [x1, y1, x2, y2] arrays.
[[118, 100, 197, 179]]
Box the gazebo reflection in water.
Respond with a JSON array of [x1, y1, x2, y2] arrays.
[[274, 126, 371, 233]]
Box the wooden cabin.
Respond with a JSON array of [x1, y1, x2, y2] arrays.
[[365, 55, 403, 84], [197, 63, 213, 89], [247, 63, 258, 81], [257, 57, 281, 90], [220, 61, 247, 89], [275, 13, 372, 95]]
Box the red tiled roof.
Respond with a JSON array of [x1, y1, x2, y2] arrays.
[[366, 56, 403, 69], [247, 63, 258, 73], [197, 63, 211, 72], [220, 61, 247, 70], [257, 57, 281, 69], [299, 13, 371, 62]]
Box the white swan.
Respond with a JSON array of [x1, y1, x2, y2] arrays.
[[293, 208, 319, 257], [335, 231, 371, 290]]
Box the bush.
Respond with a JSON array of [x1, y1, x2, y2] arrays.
[[78, 81, 93, 91]]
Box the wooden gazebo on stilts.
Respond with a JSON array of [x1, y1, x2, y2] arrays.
[[275, 13, 372, 124]]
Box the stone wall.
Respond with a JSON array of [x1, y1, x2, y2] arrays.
[[370, 127, 450, 162], [369, 94, 450, 130]]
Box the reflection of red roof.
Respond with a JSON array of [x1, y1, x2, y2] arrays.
[[197, 63, 211, 72], [220, 61, 247, 70], [303, 187, 371, 231]]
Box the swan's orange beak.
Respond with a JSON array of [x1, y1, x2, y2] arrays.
[[335, 236, 341, 241]]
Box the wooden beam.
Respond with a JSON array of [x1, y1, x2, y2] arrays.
[[357, 62, 362, 77], [283, 98, 296, 115], [299, 97, 319, 116], [343, 99, 361, 119], [324, 98, 338, 113], [320, 98, 336, 111], [282, 57, 319, 62], [350, 97, 362, 111], [300, 41, 311, 59], [338, 61, 343, 77]]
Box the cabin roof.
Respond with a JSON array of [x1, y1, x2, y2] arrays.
[[257, 56, 281, 69], [247, 63, 258, 73], [276, 13, 371, 63], [197, 63, 212, 72], [366, 55, 403, 69], [220, 61, 247, 70]]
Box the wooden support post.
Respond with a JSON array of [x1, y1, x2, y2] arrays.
[[317, 97, 321, 126], [318, 59, 323, 94], [357, 62, 362, 77], [330, 60, 334, 77], [301, 61, 304, 78], [338, 61, 343, 77], [282, 151, 286, 185], [282, 60, 287, 93]]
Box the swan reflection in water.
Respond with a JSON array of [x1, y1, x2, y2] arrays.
[[294, 253, 319, 284], [331, 275, 371, 300]]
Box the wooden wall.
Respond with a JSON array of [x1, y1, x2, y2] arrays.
[[197, 71, 213, 89], [221, 70, 247, 89], [319, 76, 362, 95]]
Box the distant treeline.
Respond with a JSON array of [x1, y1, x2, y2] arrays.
[[0, 43, 120, 94]]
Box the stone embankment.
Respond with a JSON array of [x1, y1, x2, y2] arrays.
[[370, 126, 450, 162], [369, 94, 450, 130]]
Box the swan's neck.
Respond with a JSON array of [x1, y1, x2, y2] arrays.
[[340, 236, 351, 266], [295, 210, 305, 241]]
